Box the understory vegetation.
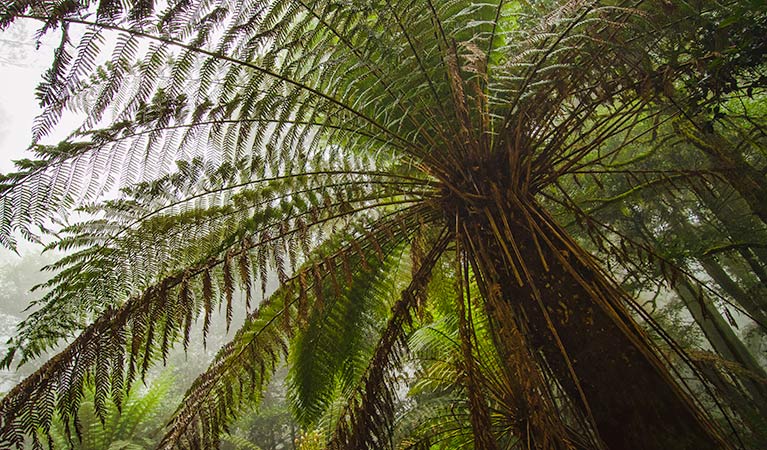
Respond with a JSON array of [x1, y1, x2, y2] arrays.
[[0, 0, 766, 449]]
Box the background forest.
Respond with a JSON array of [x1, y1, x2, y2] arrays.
[[0, 0, 766, 449]]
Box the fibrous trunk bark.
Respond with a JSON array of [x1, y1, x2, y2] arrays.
[[465, 200, 727, 450]]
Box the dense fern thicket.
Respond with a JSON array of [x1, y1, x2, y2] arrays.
[[46, 373, 175, 450], [0, 0, 766, 449]]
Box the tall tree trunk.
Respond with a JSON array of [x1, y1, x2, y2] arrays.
[[736, 248, 767, 292], [477, 274, 582, 450], [625, 203, 767, 435], [685, 126, 767, 226], [694, 183, 767, 286], [699, 256, 767, 328], [695, 361, 767, 447], [674, 277, 767, 416], [464, 201, 727, 450]]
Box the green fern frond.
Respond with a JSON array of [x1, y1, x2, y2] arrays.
[[157, 208, 427, 450], [288, 232, 408, 427], [326, 229, 450, 450], [1, 0, 761, 449]]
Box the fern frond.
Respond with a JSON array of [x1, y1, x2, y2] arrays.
[[327, 229, 449, 450], [288, 232, 407, 427], [0, 1, 758, 448], [4, 166, 433, 365], [158, 208, 429, 450]]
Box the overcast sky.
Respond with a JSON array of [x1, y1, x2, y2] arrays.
[[0, 20, 88, 168], [0, 21, 70, 257], [0, 21, 46, 172]]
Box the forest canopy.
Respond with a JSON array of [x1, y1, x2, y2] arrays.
[[0, 0, 766, 449]]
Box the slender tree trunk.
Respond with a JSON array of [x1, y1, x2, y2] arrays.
[[465, 202, 727, 450], [686, 126, 767, 225], [696, 359, 767, 439], [625, 204, 767, 437], [694, 183, 767, 287], [700, 256, 767, 328], [736, 248, 767, 292], [674, 277, 767, 414], [696, 184, 767, 265]]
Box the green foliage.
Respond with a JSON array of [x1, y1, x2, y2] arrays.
[[221, 433, 263, 450], [47, 372, 175, 450], [288, 240, 406, 427], [0, 0, 765, 449], [295, 430, 324, 450]]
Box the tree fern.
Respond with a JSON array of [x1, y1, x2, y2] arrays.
[[1, 0, 765, 449]]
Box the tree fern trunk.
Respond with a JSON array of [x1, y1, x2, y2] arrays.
[[467, 203, 727, 450]]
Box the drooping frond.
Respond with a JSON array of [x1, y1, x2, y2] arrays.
[[326, 229, 450, 450], [48, 371, 174, 450], [287, 234, 408, 428], [0, 183, 431, 448], [158, 208, 427, 450], [0, 0, 677, 247], [1, 0, 764, 448], [3, 165, 432, 367], [0, 0, 431, 247]]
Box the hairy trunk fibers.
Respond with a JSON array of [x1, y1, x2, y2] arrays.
[[462, 200, 727, 450], [455, 250, 500, 450], [480, 287, 589, 450]]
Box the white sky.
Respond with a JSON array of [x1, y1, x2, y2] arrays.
[[0, 20, 87, 169], [0, 21, 74, 257], [0, 21, 48, 172]]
